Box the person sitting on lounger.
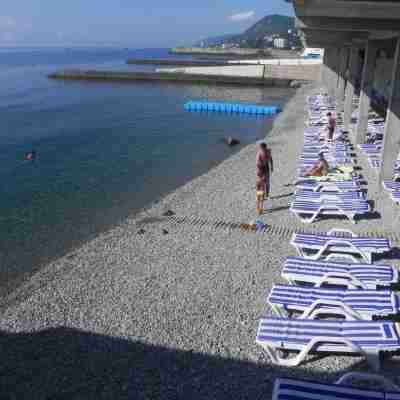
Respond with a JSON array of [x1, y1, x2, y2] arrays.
[[304, 152, 329, 177]]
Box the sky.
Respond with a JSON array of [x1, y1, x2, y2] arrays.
[[0, 0, 294, 47]]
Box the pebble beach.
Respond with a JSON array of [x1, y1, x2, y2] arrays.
[[1, 82, 400, 399]]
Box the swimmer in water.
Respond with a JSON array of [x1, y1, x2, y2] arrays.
[[24, 150, 36, 162]]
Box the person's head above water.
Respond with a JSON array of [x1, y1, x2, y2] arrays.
[[25, 150, 36, 161], [326, 112, 332, 117], [259, 142, 267, 150]]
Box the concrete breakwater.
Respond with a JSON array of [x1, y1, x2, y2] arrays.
[[48, 70, 292, 87], [126, 59, 232, 66]]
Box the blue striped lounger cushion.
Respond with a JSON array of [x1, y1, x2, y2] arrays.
[[299, 157, 353, 165], [302, 149, 350, 156], [383, 181, 400, 192], [390, 191, 400, 203], [282, 256, 397, 289], [298, 160, 354, 168], [269, 284, 399, 318], [296, 180, 360, 192], [291, 232, 390, 260], [272, 377, 385, 400], [290, 200, 369, 223], [299, 155, 352, 162], [256, 317, 400, 353], [291, 199, 369, 210], [295, 190, 364, 202]]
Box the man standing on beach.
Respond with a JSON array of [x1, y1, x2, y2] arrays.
[[256, 142, 273, 201]]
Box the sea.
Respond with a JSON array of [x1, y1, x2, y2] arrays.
[[0, 47, 294, 300]]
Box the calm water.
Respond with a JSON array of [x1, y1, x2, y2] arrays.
[[0, 47, 294, 299]]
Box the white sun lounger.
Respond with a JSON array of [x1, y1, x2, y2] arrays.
[[383, 181, 400, 192], [291, 229, 391, 263], [295, 190, 364, 202], [369, 158, 382, 170], [299, 157, 354, 167], [256, 317, 400, 370], [296, 180, 361, 193], [290, 199, 370, 224], [390, 191, 400, 204], [282, 256, 397, 289], [272, 373, 400, 400], [268, 284, 399, 320], [300, 156, 353, 164]]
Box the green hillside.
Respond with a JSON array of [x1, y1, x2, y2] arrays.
[[197, 14, 302, 49], [244, 14, 295, 39]]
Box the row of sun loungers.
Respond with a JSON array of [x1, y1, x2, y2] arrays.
[[355, 111, 400, 206], [261, 93, 400, 398], [256, 221, 396, 369], [257, 229, 396, 371], [290, 95, 370, 223], [256, 94, 399, 379]]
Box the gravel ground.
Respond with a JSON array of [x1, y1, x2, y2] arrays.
[[1, 82, 399, 399]]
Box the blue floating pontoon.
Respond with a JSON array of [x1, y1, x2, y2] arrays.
[[184, 101, 281, 115]]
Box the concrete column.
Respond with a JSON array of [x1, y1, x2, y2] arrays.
[[355, 40, 378, 144], [344, 47, 360, 131], [325, 48, 340, 98], [338, 47, 350, 110], [321, 49, 329, 86], [379, 37, 400, 184], [322, 48, 332, 93], [337, 47, 349, 110]]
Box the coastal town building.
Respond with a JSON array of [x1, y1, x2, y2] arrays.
[[273, 37, 288, 48], [287, 0, 400, 185]]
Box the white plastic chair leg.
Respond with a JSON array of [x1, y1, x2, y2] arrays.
[[365, 350, 381, 372]]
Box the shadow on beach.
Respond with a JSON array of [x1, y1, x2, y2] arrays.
[[270, 193, 294, 200], [0, 326, 363, 399], [266, 205, 290, 213]]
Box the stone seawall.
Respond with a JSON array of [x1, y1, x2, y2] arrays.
[[156, 65, 266, 78], [264, 64, 321, 81], [48, 70, 292, 87], [157, 64, 321, 82]]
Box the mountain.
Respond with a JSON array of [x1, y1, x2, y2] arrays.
[[243, 14, 295, 40], [196, 14, 301, 49]]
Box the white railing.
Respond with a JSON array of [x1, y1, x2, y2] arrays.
[[228, 59, 322, 66]]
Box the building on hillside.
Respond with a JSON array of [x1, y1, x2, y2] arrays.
[[273, 38, 288, 48]]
